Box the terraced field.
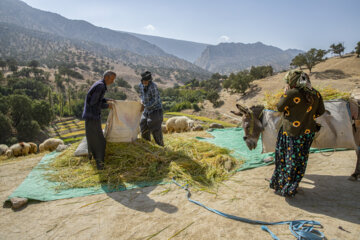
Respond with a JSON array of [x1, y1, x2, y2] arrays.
[[49, 118, 105, 144], [50, 113, 236, 144]]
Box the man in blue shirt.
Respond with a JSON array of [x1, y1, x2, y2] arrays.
[[139, 71, 164, 146], [82, 70, 115, 170]]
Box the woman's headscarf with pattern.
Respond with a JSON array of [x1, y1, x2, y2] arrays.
[[284, 70, 316, 95]]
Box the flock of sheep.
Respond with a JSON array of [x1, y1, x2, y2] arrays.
[[0, 138, 65, 158], [0, 116, 224, 159]]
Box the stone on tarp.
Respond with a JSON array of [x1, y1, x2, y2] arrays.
[[209, 123, 224, 129], [193, 125, 204, 131], [10, 197, 28, 209]]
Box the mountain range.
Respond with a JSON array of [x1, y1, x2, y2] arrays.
[[195, 42, 303, 74], [0, 0, 304, 80]]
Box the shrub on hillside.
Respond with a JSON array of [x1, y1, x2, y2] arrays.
[[116, 77, 131, 89], [170, 101, 192, 112]]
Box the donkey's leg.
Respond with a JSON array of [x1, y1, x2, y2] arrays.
[[349, 147, 360, 181]]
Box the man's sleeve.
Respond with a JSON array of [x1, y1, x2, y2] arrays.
[[276, 90, 296, 112], [144, 85, 160, 108], [89, 86, 101, 106], [101, 98, 109, 109]]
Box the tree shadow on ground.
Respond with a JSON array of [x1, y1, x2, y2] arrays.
[[311, 69, 351, 80], [286, 174, 360, 224]]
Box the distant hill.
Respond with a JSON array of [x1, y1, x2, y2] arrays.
[[0, 22, 211, 84], [0, 0, 167, 57], [128, 32, 210, 62], [195, 42, 304, 74]]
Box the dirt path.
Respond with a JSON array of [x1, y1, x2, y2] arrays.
[[0, 149, 359, 240]]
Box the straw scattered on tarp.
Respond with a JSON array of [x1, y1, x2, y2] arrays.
[[44, 132, 242, 192]]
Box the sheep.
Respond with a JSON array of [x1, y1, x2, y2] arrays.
[[161, 124, 168, 134], [39, 138, 64, 152], [27, 142, 38, 154], [6, 142, 31, 158], [166, 116, 195, 133], [0, 144, 9, 156], [56, 144, 68, 152]]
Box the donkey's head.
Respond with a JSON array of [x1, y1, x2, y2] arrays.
[[231, 104, 265, 150]]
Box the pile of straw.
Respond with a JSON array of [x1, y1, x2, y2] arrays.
[[45, 132, 242, 191]]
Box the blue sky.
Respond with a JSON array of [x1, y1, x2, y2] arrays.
[[22, 0, 360, 51]]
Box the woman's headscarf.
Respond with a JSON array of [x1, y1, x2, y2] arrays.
[[284, 70, 316, 95]]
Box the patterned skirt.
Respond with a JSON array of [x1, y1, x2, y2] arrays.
[[269, 127, 315, 197]]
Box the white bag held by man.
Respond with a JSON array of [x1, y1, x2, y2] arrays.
[[104, 100, 142, 142]]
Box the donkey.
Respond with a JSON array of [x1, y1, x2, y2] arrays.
[[231, 100, 360, 181]]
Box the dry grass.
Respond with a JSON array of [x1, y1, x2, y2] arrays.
[[263, 87, 351, 110], [44, 132, 242, 191]]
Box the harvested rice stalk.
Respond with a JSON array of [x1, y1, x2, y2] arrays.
[[45, 133, 243, 191]]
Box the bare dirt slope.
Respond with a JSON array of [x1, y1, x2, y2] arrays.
[[0, 148, 359, 239], [201, 54, 360, 119]]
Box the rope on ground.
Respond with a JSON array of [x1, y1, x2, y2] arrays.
[[172, 178, 325, 240]]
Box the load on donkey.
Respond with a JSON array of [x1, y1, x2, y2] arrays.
[[231, 99, 360, 181]]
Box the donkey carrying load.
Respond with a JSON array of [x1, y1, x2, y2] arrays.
[[231, 99, 360, 181]]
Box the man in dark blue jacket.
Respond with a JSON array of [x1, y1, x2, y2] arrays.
[[82, 70, 115, 170], [139, 71, 164, 146]]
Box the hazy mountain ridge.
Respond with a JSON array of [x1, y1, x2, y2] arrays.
[[0, 0, 168, 57], [128, 32, 210, 62], [195, 42, 304, 74], [0, 22, 211, 83]]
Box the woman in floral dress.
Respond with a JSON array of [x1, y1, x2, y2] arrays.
[[270, 70, 325, 197]]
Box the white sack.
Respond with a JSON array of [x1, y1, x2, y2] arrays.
[[262, 100, 356, 153], [104, 100, 142, 142], [74, 137, 88, 156]]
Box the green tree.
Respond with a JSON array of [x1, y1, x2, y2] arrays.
[[206, 90, 220, 106], [250, 65, 273, 79], [8, 78, 48, 99], [302, 48, 327, 73], [355, 42, 360, 58], [116, 77, 131, 88], [9, 94, 33, 128], [330, 43, 345, 57], [6, 58, 18, 72], [16, 120, 40, 142], [32, 100, 53, 127], [184, 78, 199, 89], [226, 71, 254, 93], [0, 59, 6, 70], [290, 54, 306, 69], [28, 60, 39, 68], [0, 113, 12, 144], [0, 95, 10, 114]]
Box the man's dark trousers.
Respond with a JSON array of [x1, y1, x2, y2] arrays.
[[140, 109, 164, 146], [85, 119, 106, 169]]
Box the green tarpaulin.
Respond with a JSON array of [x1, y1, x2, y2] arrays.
[[8, 128, 345, 202]]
